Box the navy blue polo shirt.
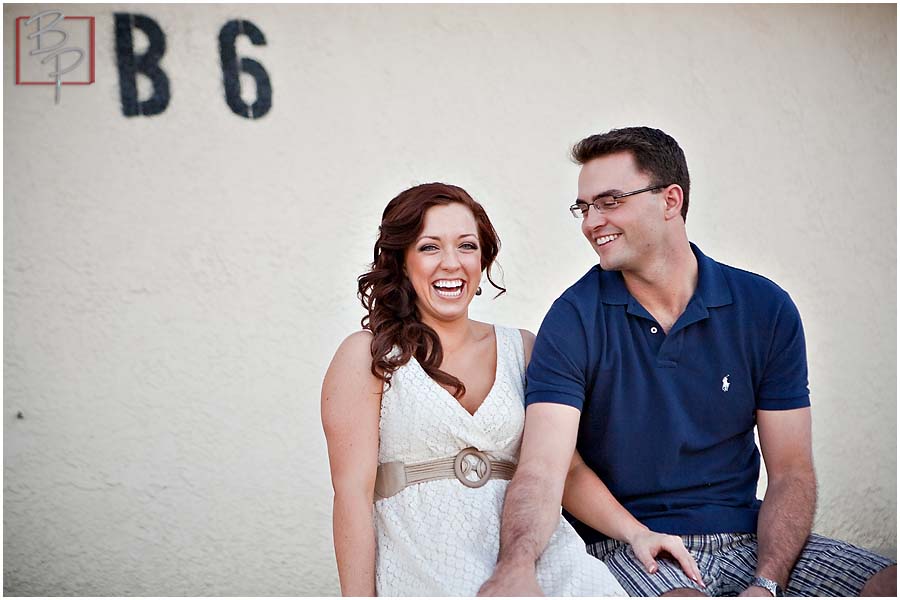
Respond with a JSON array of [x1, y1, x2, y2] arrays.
[[525, 243, 810, 542]]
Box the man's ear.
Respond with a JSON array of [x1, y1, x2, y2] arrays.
[[662, 185, 684, 221]]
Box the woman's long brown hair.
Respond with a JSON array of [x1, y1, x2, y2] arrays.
[[357, 183, 505, 399]]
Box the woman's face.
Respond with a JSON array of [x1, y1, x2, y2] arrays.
[[404, 203, 483, 326]]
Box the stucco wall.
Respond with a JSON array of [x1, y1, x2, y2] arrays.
[[4, 3, 895, 596]]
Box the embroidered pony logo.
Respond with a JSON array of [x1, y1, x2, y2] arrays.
[[722, 375, 731, 392]]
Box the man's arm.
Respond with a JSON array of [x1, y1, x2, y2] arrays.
[[564, 450, 704, 586], [477, 402, 581, 596], [740, 407, 816, 596]]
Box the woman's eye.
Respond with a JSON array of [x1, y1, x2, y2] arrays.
[[418, 244, 438, 252], [461, 243, 479, 250]]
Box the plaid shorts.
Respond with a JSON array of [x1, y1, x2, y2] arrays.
[[587, 532, 895, 597]]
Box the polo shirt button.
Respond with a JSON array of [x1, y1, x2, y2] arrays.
[[650, 326, 658, 334]]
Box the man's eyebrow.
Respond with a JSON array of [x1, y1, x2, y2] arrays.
[[575, 190, 622, 203]]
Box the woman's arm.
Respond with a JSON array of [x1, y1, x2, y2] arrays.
[[321, 331, 383, 596]]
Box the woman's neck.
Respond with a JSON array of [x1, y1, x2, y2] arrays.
[[420, 314, 475, 355]]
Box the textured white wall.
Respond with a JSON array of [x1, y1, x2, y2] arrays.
[[3, 3, 895, 596]]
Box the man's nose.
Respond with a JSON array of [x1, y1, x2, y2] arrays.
[[584, 204, 609, 227]]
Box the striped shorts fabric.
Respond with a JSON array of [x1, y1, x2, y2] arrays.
[[587, 532, 895, 597]]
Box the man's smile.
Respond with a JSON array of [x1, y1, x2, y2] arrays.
[[595, 233, 621, 247]]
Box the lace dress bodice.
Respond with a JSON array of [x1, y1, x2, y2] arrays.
[[373, 324, 626, 596], [378, 323, 524, 466]]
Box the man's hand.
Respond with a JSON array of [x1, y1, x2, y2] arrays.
[[628, 529, 705, 588], [478, 562, 544, 597], [738, 585, 773, 596]]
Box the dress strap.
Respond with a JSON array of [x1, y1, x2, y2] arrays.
[[494, 325, 526, 391]]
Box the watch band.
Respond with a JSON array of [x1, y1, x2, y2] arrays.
[[750, 576, 783, 597]]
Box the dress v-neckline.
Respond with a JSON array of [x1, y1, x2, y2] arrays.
[[412, 325, 500, 418]]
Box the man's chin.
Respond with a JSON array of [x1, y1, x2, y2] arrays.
[[596, 256, 622, 272]]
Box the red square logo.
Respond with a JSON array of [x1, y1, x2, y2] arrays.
[[16, 12, 95, 85]]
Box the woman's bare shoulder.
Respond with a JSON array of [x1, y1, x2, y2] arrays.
[[323, 330, 379, 395], [330, 329, 374, 362], [337, 330, 374, 355], [517, 328, 536, 345], [518, 329, 536, 365]]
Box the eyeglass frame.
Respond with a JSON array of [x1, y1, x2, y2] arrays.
[[569, 184, 672, 219]]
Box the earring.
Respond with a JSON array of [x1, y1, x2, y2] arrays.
[[475, 286, 482, 296]]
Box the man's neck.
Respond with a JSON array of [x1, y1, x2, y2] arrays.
[[621, 240, 698, 333]]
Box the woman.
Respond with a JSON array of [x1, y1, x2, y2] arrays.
[[321, 183, 700, 596]]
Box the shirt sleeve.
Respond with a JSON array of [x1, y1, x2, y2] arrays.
[[524, 297, 590, 410], [757, 292, 811, 410]]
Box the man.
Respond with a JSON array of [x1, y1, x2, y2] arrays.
[[479, 127, 896, 596]]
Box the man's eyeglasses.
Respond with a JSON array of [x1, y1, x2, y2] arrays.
[[569, 184, 670, 219]]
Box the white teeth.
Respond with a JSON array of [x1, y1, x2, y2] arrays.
[[433, 279, 464, 288], [434, 287, 463, 298], [595, 234, 621, 246], [433, 279, 464, 298]]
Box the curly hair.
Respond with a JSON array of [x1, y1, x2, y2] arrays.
[[357, 183, 505, 399]]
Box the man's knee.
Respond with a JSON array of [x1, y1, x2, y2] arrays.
[[661, 588, 706, 597], [861, 564, 897, 597]]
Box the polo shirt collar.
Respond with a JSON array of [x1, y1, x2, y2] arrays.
[[597, 242, 733, 309], [691, 243, 733, 308]]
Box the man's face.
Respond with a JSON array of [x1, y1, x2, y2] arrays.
[[577, 152, 667, 273]]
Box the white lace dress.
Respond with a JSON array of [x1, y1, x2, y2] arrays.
[[374, 325, 627, 596]]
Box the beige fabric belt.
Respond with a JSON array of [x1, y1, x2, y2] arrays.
[[374, 447, 517, 501]]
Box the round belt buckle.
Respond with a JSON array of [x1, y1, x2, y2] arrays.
[[454, 447, 492, 488]]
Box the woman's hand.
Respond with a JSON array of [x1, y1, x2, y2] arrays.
[[626, 528, 705, 588]]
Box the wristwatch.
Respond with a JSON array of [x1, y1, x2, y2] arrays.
[[750, 576, 783, 597]]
